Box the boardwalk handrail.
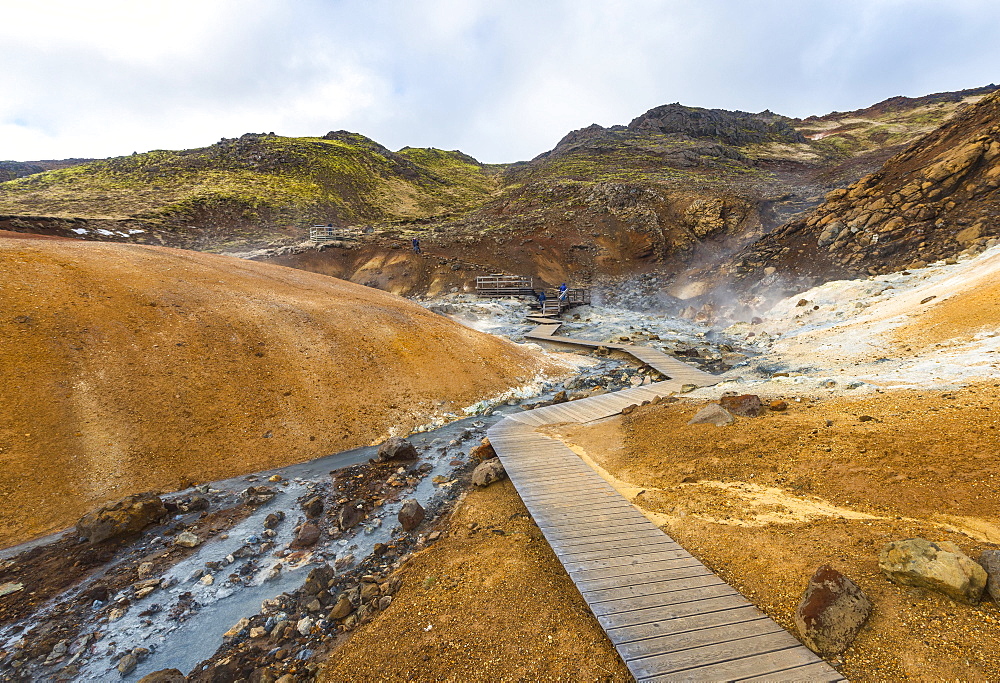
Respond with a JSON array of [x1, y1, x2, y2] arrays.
[[476, 274, 534, 295], [309, 226, 360, 241]]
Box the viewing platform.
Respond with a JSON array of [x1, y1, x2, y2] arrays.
[[309, 226, 362, 241]]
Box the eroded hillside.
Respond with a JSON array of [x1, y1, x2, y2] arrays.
[[0, 237, 555, 546]]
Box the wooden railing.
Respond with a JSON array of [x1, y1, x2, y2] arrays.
[[309, 226, 360, 241], [475, 274, 534, 296]]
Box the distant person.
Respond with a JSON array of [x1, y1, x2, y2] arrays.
[[537, 290, 546, 305], [411, 237, 421, 254], [558, 283, 568, 302]]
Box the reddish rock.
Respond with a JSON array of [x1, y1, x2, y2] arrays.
[[719, 394, 764, 417], [398, 498, 425, 532], [337, 499, 366, 530], [291, 522, 321, 548], [469, 437, 497, 461], [795, 565, 872, 656], [769, 400, 788, 412]]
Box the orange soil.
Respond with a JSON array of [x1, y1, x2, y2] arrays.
[[0, 239, 555, 547], [320, 480, 631, 683], [548, 386, 1000, 681], [893, 278, 1000, 348]]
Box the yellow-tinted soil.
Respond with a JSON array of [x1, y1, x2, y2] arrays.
[[893, 278, 1000, 348], [547, 386, 1000, 681], [320, 480, 630, 683], [0, 238, 554, 547]]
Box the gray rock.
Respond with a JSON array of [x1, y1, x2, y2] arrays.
[[795, 565, 872, 656], [687, 404, 735, 426], [978, 549, 1000, 603], [471, 459, 507, 487], [398, 498, 426, 532], [173, 531, 201, 548], [377, 436, 418, 462], [879, 538, 987, 604], [76, 492, 167, 544]]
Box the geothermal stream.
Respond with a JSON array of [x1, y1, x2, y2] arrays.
[[0, 303, 745, 682]]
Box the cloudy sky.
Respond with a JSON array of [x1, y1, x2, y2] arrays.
[[1, 0, 998, 163]]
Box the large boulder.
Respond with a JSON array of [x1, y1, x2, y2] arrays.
[[398, 498, 425, 532], [377, 436, 418, 462], [879, 538, 987, 604], [686, 404, 735, 426], [794, 565, 872, 656], [337, 499, 367, 531], [471, 459, 507, 487], [76, 492, 167, 544], [978, 549, 1000, 603], [718, 394, 764, 417]]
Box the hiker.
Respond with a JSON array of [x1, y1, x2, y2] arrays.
[[537, 290, 546, 305], [411, 237, 421, 254], [558, 283, 568, 302]]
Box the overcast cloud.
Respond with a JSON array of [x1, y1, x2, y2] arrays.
[[1, 0, 998, 163]]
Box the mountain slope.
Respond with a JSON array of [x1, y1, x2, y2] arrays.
[[0, 237, 552, 546], [719, 89, 1000, 300], [0, 132, 498, 249]]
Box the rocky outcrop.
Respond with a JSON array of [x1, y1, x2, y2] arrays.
[[76, 493, 167, 544], [795, 565, 872, 656], [977, 549, 1000, 603], [718, 394, 764, 417], [879, 538, 987, 604], [726, 90, 1000, 289], [628, 104, 806, 145]]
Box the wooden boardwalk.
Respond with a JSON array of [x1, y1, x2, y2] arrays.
[[488, 319, 844, 682]]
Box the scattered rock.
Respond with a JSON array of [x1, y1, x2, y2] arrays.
[[879, 538, 987, 604], [338, 500, 367, 530], [137, 562, 155, 578], [118, 653, 139, 676], [769, 400, 788, 411], [795, 565, 872, 656], [224, 617, 250, 639], [187, 494, 210, 512], [471, 459, 507, 487], [719, 394, 764, 417], [977, 549, 1000, 603], [621, 404, 638, 415], [263, 511, 284, 529], [76, 492, 167, 544], [174, 531, 201, 548], [241, 486, 278, 505], [687, 404, 735, 426], [302, 496, 324, 518], [335, 553, 355, 570], [328, 595, 354, 620], [291, 522, 321, 548], [268, 474, 284, 483], [377, 436, 418, 462], [296, 616, 314, 636], [919, 295, 937, 305], [398, 499, 426, 532]]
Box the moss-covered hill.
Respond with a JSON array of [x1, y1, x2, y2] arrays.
[[0, 131, 498, 247]]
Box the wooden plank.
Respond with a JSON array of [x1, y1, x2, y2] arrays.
[[606, 605, 767, 647], [565, 552, 697, 578], [595, 594, 752, 630], [632, 633, 824, 681], [556, 538, 681, 561], [582, 569, 722, 602], [740, 660, 847, 682], [617, 618, 783, 663], [588, 583, 737, 617]]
